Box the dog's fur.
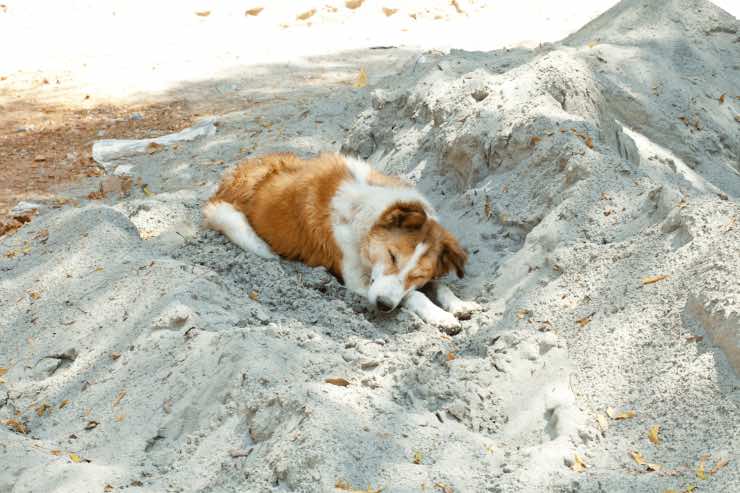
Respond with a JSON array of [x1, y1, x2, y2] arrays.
[[203, 152, 479, 329]]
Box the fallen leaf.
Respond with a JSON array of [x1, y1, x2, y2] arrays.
[[596, 414, 609, 433], [325, 378, 350, 387], [111, 352, 121, 360], [434, 483, 453, 493], [648, 425, 660, 445], [382, 7, 398, 16], [718, 93, 725, 104], [115, 414, 125, 422], [484, 196, 493, 219], [642, 275, 668, 285], [614, 410, 637, 420], [29, 291, 41, 301], [296, 9, 316, 20], [142, 185, 155, 197], [195, 11, 210, 17], [34, 155, 47, 162], [585, 137, 594, 149], [0, 368, 6, 377], [85, 420, 98, 430], [354, 67, 368, 88], [516, 309, 531, 320], [571, 454, 588, 472], [104, 485, 113, 492], [685, 335, 703, 343], [69, 453, 81, 463], [249, 290, 259, 301], [709, 458, 729, 475], [446, 352, 456, 361], [529, 136, 541, 147], [575, 313, 594, 327], [59, 399, 70, 409], [696, 456, 707, 480], [345, 0, 364, 9], [112, 389, 127, 407], [94, 266, 104, 272], [3, 419, 28, 434], [146, 142, 164, 154], [36, 403, 51, 417], [413, 450, 423, 464], [50, 449, 62, 456], [245, 7, 263, 16]]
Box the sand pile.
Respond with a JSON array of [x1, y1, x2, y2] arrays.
[[1, 1, 738, 492]]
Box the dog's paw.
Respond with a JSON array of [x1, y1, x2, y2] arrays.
[[448, 300, 482, 320], [422, 309, 461, 333]]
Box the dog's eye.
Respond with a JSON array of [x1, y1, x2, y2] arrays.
[[388, 250, 397, 265]]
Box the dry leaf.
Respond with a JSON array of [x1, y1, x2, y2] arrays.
[[195, 11, 210, 17], [413, 450, 423, 464], [484, 196, 493, 219], [146, 142, 164, 154], [354, 67, 368, 88], [59, 399, 70, 409], [516, 309, 531, 320], [434, 483, 453, 493], [630, 451, 648, 466], [28, 291, 41, 301], [571, 454, 588, 472], [614, 410, 637, 420], [576, 313, 594, 327], [104, 485, 113, 492], [684, 486, 697, 493], [585, 137, 594, 149], [111, 352, 121, 360], [446, 352, 456, 361], [345, 0, 364, 9], [34, 155, 47, 162], [112, 389, 127, 408], [596, 414, 609, 433], [142, 185, 155, 197], [529, 136, 541, 147], [296, 9, 316, 20], [115, 414, 126, 422], [325, 378, 350, 387], [382, 7, 398, 16], [3, 419, 29, 434], [642, 275, 669, 285], [709, 458, 729, 475], [85, 420, 98, 430], [648, 425, 660, 445], [718, 93, 725, 104], [50, 449, 62, 456], [249, 290, 259, 301], [0, 368, 7, 377], [696, 456, 707, 480], [685, 335, 703, 343], [36, 403, 51, 417], [69, 453, 81, 463], [245, 7, 263, 16]]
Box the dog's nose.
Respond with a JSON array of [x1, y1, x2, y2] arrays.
[[376, 297, 396, 313]]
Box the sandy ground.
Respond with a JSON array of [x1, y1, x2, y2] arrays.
[[1, 1, 739, 492]]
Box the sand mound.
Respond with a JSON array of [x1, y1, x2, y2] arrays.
[[1, 1, 738, 492]]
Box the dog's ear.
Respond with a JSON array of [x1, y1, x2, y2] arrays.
[[378, 202, 427, 230], [437, 231, 467, 278]]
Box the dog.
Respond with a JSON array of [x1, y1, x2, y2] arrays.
[[203, 152, 479, 330]]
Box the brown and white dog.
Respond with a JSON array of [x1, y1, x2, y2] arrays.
[[203, 152, 479, 329]]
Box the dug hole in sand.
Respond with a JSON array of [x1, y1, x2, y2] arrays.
[[1, 1, 739, 492]]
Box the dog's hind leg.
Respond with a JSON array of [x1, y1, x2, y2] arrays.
[[203, 201, 277, 259]]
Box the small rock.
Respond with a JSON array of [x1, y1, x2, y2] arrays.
[[130, 112, 144, 121], [359, 359, 380, 370]]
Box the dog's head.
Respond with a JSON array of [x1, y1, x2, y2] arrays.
[[362, 201, 467, 312]]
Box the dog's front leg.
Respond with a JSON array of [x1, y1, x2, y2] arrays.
[[403, 290, 460, 331], [424, 282, 481, 320]]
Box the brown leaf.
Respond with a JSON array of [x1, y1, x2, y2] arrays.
[[195, 11, 210, 17], [685, 335, 703, 343], [529, 136, 541, 147], [34, 155, 47, 162], [325, 378, 350, 387], [596, 414, 609, 433], [296, 9, 316, 20], [85, 420, 98, 430], [104, 485, 114, 492], [36, 403, 51, 417], [59, 399, 70, 409], [29, 291, 41, 300], [0, 368, 7, 377], [575, 313, 594, 327], [585, 137, 594, 149], [50, 449, 62, 456], [434, 483, 454, 493], [382, 7, 398, 16], [115, 414, 125, 422], [146, 142, 164, 154], [718, 93, 725, 104], [450, 0, 465, 14], [516, 308, 531, 320], [249, 290, 259, 301], [112, 389, 127, 408], [345, 0, 364, 9], [696, 455, 708, 480], [354, 67, 368, 88], [648, 425, 660, 445], [484, 196, 493, 219], [709, 458, 729, 475], [614, 410, 637, 420], [446, 352, 456, 361], [413, 450, 423, 464], [571, 454, 588, 472], [111, 352, 121, 360], [3, 419, 29, 434], [245, 7, 263, 16], [642, 275, 669, 285], [630, 450, 647, 466]]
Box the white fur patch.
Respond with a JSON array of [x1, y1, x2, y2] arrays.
[[331, 155, 436, 296], [367, 242, 428, 308], [203, 201, 276, 259], [403, 290, 460, 329]]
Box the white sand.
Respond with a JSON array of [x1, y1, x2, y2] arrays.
[[1, 1, 739, 492]]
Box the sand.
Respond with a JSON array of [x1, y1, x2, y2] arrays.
[[1, 1, 739, 492]]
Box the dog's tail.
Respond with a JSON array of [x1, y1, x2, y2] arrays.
[[202, 200, 276, 259]]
